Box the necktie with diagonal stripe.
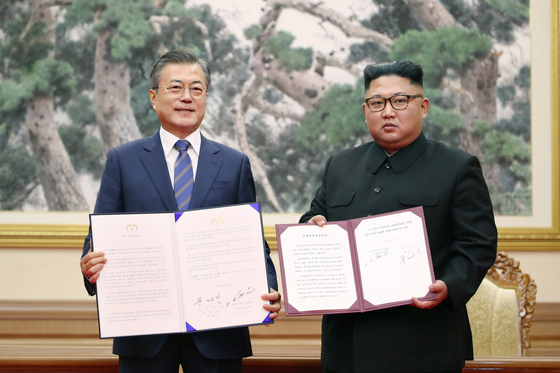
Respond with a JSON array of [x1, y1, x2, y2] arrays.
[[174, 140, 194, 211]]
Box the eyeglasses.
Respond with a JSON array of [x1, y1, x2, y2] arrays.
[[364, 94, 423, 112], [157, 85, 207, 99]]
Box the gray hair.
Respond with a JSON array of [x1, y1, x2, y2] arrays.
[[149, 48, 211, 90]]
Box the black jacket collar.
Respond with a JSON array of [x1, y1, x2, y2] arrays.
[[367, 132, 429, 174]]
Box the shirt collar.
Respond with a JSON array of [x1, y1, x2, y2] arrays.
[[368, 132, 428, 174], [384, 149, 398, 157], [159, 127, 201, 157]]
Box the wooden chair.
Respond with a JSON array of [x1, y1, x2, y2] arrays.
[[466, 251, 537, 356]]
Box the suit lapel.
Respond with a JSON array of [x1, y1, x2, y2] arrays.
[[190, 135, 222, 209], [140, 133, 177, 211]]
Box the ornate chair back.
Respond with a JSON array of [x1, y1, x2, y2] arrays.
[[466, 251, 537, 356]]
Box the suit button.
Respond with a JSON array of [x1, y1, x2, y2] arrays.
[[374, 187, 381, 194], [384, 163, 391, 169]]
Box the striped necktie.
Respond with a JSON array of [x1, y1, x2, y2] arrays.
[[174, 140, 194, 211]]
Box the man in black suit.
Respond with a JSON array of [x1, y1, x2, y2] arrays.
[[300, 60, 497, 373], [80, 48, 281, 373]]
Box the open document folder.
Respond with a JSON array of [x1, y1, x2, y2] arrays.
[[90, 203, 272, 338], [276, 206, 438, 316]]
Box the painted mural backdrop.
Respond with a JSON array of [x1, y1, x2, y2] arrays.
[[0, 0, 531, 214]]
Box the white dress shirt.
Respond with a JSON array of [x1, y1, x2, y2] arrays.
[[159, 127, 201, 185]]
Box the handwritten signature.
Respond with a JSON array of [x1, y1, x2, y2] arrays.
[[398, 253, 417, 265], [366, 248, 389, 266], [193, 286, 256, 309], [233, 286, 256, 301]]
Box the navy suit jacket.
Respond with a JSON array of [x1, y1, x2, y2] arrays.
[[82, 132, 277, 359], [300, 132, 497, 373]]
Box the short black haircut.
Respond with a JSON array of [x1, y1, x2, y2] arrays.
[[363, 61, 423, 92]]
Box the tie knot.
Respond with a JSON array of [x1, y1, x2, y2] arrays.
[[174, 140, 189, 152]]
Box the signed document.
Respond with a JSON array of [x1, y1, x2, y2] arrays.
[[276, 206, 437, 316], [90, 203, 272, 338]]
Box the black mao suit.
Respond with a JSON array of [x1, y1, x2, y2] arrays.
[[82, 131, 278, 362], [300, 132, 497, 373]]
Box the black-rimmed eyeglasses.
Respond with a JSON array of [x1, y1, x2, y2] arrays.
[[364, 94, 423, 112]]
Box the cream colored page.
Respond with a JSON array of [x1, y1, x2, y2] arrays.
[[91, 213, 183, 338], [175, 204, 270, 331], [279, 224, 357, 312], [354, 211, 433, 306]]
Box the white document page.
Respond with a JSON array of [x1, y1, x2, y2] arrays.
[[279, 224, 357, 312], [91, 213, 184, 338], [175, 204, 271, 331], [354, 211, 433, 306]]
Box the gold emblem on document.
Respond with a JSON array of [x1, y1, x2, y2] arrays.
[[211, 217, 224, 226], [125, 223, 138, 232]]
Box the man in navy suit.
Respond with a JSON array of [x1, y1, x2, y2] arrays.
[[80, 47, 281, 373], [300, 61, 497, 373]]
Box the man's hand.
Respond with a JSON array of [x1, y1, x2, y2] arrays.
[[80, 242, 107, 284], [308, 215, 327, 227], [262, 288, 282, 321], [412, 280, 448, 309]]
